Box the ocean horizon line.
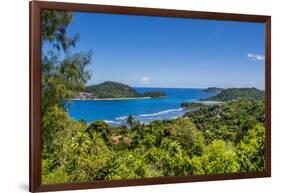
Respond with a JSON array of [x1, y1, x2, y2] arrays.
[[85, 83, 263, 90], [132, 86, 264, 90], [133, 86, 206, 89]]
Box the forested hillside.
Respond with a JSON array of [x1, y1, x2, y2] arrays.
[[84, 81, 166, 99], [206, 87, 264, 101], [86, 81, 140, 98]]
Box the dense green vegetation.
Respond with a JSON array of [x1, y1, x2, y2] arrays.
[[41, 10, 265, 184], [184, 99, 264, 144], [84, 81, 166, 99], [202, 87, 224, 93], [42, 99, 265, 183], [206, 87, 264, 101]]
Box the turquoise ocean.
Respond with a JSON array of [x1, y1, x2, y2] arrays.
[[65, 88, 216, 125]]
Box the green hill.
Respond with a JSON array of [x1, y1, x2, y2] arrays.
[[206, 87, 264, 101], [85, 81, 166, 99], [86, 81, 140, 98]]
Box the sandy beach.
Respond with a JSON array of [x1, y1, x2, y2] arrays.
[[65, 97, 152, 101]]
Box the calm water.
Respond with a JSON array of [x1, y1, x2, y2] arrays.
[[65, 88, 216, 125]]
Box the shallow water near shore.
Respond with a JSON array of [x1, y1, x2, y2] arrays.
[[65, 87, 216, 125]]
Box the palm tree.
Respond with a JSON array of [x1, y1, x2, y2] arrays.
[[126, 115, 136, 127]]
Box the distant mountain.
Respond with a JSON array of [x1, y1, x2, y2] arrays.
[[206, 87, 264, 101], [82, 81, 166, 99], [203, 87, 224, 93]]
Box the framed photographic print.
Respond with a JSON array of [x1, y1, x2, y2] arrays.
[[30, 1, 271, 192]]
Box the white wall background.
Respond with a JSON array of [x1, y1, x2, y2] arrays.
[[0, 0, 280, 192]]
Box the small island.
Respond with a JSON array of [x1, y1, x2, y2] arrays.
[[142, 91, 166, 98], [74, 81, 166, 99]]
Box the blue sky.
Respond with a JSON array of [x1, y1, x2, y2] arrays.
[[66, 12, 265, 89]]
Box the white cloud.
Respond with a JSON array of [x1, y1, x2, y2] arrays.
[[141, 76, 151, 84], [247, 53, 265, 61]]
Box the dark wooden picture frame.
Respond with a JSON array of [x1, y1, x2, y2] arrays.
[[30, 1, 271, 192]]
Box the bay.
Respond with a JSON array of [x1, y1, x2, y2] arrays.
[[65, 88, 216, 125]]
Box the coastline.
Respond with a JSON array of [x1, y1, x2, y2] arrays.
[[96, 107, 192, 126], [65, 88, 220, 125], [65, 96, 152, 101]]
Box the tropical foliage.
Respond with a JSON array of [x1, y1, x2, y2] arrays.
[[42, 100, 265, 184]]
